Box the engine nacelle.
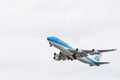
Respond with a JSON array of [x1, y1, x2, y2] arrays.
[[76, 48, 82, 52], [91, 49, 99, 55], [53, 53, 59, 60], [76, 48, 78, 51]]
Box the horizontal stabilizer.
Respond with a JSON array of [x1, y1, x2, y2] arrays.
[[96, 62, 110, 65]]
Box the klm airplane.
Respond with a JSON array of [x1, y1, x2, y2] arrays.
[[47, 36, 116, 66]]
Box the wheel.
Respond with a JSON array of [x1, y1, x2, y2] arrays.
[[72, 55, 77, 59], [49, 42, 52, 47], [53, 57, 56, 59], [54, 53, 56, 56], [50, 44, 52, 47], [92, 49, 95, 51]]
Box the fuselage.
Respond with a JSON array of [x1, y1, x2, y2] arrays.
[[47, 36, 100, 66]]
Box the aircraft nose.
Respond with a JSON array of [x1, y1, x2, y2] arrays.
[[47, 37, 50, 40], [47, 37, 52, 41], [47, 36, 55, 41]]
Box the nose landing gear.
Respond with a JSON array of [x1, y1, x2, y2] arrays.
[[49, 42, 52, 47]]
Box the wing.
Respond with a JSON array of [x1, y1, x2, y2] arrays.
[[97, 49, 116, 53], [82, 49, 116, 52], [82, 49, 116, 53], [81, 49, 116, 55]]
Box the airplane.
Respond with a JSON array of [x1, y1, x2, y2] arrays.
[[47, 36, 116, 66]]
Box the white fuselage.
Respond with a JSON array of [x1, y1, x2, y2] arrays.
[[50, 41, 74, 56]]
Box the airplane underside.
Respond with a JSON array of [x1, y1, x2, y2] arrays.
[[50, 42, 95, 66], [47, 36, 116, 66]]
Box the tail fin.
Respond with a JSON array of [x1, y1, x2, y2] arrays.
[[94, 54, 102, 61]]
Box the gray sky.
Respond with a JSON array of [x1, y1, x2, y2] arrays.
[[0, 0, 120, 80]]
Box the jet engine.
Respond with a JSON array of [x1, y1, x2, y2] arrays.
[[53, 53, 59, 60], [91, 49, 100, 55]]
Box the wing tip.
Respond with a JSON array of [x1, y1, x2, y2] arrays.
[[113, 49, 117, 51]]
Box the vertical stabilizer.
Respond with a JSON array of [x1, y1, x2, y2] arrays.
[[94, 54, 102, 61]]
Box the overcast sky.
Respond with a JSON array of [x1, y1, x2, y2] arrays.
[[0, 0, 120, 80]]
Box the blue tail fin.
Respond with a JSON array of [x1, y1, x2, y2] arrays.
[[94, 54, 102, 61]]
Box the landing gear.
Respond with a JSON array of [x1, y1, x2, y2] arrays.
[[53, 56, 56, 59], [70, 58, 73, 61], [67, 56, 73, 61], [72, 54, 77, 59], [54, 53, 56, 55], [92, 49, 95, 52], [49, 42, 52, 47]]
